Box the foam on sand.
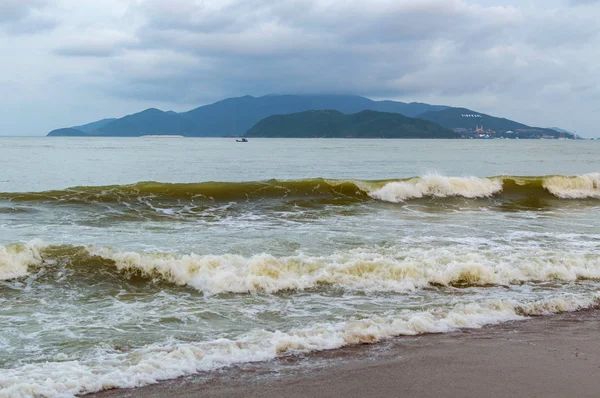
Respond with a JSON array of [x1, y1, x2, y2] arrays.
[[1, 294, 597, 397]]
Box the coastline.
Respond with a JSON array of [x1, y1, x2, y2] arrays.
[[91, 309, 600, 398]]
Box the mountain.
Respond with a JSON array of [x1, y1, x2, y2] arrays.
[[47, 95, 448, 137], [47, 128, 87, 137], [180, 95, 448, 136], [72, 118, 116, 133], [47, 94, 568, 139], [92, 108, 197, 137], [246, 110, 460, 138]]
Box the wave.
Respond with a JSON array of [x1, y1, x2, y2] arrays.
[[1, 173, 599, 206], [369, 175, 503, 202], [2, 293, 598, 397], [543, 173, 600, 199], [0, 179, 373, 204], [0, 241, 44, 281], [4, 242, 600, 293]]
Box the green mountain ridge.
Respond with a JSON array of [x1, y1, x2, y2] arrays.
[[46, 94, 573, 139], [47, 94, 448, 137], [246, 109, 460, 138]]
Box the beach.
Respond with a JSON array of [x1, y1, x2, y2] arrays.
[[92, 309, 600, 398]]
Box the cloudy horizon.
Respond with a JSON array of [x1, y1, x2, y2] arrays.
[[1, 0, 599, 137]]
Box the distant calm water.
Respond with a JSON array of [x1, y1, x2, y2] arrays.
[[1, 137, 600, 397]]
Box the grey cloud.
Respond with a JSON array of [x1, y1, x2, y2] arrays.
[[0, 0, 44, 23], [138, 0, 521, 48], [54, 32, 136, 57], [47, 0, 598, 106], [0, 0, 57, 35], [98, 0, 527, 103], [569, 0, 600, 4], [54, 44, 123, 58], [5, 16, 56, 35]]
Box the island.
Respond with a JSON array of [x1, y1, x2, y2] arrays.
[[45, 94, 578, 139]]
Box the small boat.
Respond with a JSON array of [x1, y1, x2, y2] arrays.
[[236, 138, 249, 142]]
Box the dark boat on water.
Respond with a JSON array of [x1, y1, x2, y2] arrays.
[[236, 138, 249, 142]]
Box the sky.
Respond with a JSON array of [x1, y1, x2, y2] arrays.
[[0, 0, 599, 137]]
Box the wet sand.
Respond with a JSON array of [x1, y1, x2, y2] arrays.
[[92, 309, 600, 398]]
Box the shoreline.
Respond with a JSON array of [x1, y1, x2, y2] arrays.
[[91, 309, 600, 398]]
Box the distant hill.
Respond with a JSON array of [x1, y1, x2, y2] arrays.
[[47, 94, 448, 137], [416, 107, 529, 131], [548, 127, 575, 135], [47, 94, 570, 139], [72, 118, 116, 133], [47, 128, 87, 137], [417, 107, 574, 139], [93, 108, 197, 137], [246, 110, 460, 138], [180, 94, 448, 136]]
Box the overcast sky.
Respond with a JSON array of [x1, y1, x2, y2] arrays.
[[1, 0, 599, 136]]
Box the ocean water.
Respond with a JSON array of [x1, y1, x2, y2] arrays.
[[1, 137, 600, 397]]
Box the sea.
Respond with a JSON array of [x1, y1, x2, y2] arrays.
[[1, 137, 599, 397]]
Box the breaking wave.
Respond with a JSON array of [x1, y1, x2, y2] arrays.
[[0, 241, 45, 281], [2, 293, 598, 397], [543, 173, 600, 199], [4, 242, 600, 293], [0, 173, 599, 206], [369, 175, 503, 202]]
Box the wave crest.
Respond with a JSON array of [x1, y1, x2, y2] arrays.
[[369, 175, 503, 202], [0, 241, 45, 281], [5, 243, 600, 292], [89, 246, 600, 294], [2, 174, 599, 207], [543, 173, 600, 199]]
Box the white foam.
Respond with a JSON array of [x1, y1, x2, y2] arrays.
[[89, 246, 600, 295], [369, 175, 503, 202], [0, 241, 45, 281], [543, 173, 600, 199], [1, 294, 597, 398]]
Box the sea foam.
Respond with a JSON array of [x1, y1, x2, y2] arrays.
[[3, 242, 600, 293], [2, 174, 600, 206], [89, 245, 600, 294], [543, 173, 600, 199], [369, 175, 503, 202], [0, 241, 45, 281], [1, 294, 597, 397]]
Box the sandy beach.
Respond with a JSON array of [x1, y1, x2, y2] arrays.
[[91, 309, 600, 398]]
